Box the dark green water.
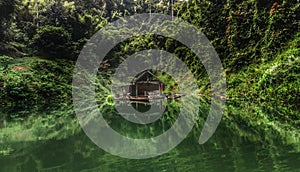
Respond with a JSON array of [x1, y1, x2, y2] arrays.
[[1, 101, 300, 172]]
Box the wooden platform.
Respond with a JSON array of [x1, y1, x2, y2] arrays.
[[114, 94, 185, 102], [129, 96, 150, 102]]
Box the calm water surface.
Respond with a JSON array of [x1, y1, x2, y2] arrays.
[[1, 102, 300, 171]]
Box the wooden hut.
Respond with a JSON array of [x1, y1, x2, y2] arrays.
[[129, 70, 164, 101]]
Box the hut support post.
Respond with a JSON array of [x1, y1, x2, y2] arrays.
[[136, 84, 138, 97], [159, 84, 161, 95]]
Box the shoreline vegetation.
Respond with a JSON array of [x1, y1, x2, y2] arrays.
[[0, 39, 299, 144], [0, 0, 299, 144]]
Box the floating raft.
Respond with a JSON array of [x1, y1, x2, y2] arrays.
[[114, 94, 185, 102], [129, 96, 150, 102]]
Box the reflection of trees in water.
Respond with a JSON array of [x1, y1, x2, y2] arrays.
[[2, 107, 300, 171], [2, 97, 300, 171]]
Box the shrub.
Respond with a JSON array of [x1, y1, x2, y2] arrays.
[[31, 25, 72, 59]]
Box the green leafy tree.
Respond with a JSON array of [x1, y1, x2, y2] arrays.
[[31, 25, 72, 59], [0, 0, 17, 41]]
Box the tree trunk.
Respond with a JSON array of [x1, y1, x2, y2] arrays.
[[35, 0, 39, 27], [171, 0, 174, 20]]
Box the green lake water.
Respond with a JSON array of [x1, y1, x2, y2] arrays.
[[1, 101, 300, 171]]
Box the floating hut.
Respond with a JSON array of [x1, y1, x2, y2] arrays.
[[128, 70, 164, 101], [113, 70, 185, 102]]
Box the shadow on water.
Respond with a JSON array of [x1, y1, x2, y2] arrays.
[[1, 100, 300, 171], [131, 102, 152, 113]]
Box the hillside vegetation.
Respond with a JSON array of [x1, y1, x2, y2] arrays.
[[0, 0, 299, 138]]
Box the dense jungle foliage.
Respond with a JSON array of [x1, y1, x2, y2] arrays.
[[0, 0, 299, 139]]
